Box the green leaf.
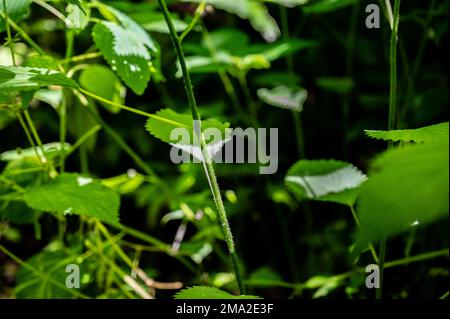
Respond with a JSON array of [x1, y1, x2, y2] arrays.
[[79, 65, 126, 113], [285, 160, 367, 206], [365, 122, 449, 144], [0, 142, 71, 162], [174, 286, 261, 299], [354, 141, 449, 255], [258, 86, 307, 112], [0, 0, 33, 32], [65, 2, 89, 30], [0, 66, 79, 92], [23, 173, 121, 225], [63, 0, 85, 13], [92, 6, 157, 95], [101, 170, 145, 195], [303, 0, 359, 13], [146, 108, 230, 145]]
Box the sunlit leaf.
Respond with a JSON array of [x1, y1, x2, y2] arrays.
[[0, 142, 71, 162], [0, 66, 79, 92], [23, 173, 121, 225], [365, 122, 449, 144], [285, 160, 367, 206], [92, 6, 157, 95], [354, 141, 449, 255], [174, 286, 261, 299]]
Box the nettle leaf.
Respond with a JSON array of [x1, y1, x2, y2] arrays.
[[0, 66, 79, 92], [23, 173, 121, 225], [258, 86, 307, 112], [0, 0, 33, 32], [354, 141, 449, 255], [92, 6, 157, 95], [285, 160, 368, 206], [79, 64, 126, 113], [365, 122, 449, 144], [302, 0, 359, 13], [0, 142, 71, 162], [174, 286, 261, 299]]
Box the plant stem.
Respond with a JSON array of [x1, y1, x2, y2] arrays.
[[378, 0, 401, 300], [388, 0, 401, 133], [179, 0, 205, 42], [350, 205, 379, 263], [0, 10, 45, 55], [157, 0, 245, 294], [2, 0, 16, 66]]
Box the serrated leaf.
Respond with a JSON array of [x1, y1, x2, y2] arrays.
[[285, 160, 367, 206], [0, 0, 33, 32], [174, 286, 261, 299], [365, 122, 449, 144], [354, 141, 449, 255], [258, 86, 307, 112], [79, 64, 126, 113], [23, 173, 121, 225], [0, 66, 79, 92], [92, 6, 157, 95]]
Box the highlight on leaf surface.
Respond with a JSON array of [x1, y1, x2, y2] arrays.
[[285, 160, 368, 206], [0, 142, 71, 162], [174, 286, 261, 299], [92, 5, 158, 95], [353, 141, 449, 255], [146, 109, 231, 163], [365, 122, 449, 144], [0, 66, 79, 91], [258, 85, 307, 112], [23, 173, 121, 225]]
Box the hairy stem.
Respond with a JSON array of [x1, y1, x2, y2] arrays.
[[378, 0, 401, 300], [156, 0, 245, 294]]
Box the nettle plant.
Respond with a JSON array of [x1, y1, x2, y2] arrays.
[[0, 0, 448, 299]]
